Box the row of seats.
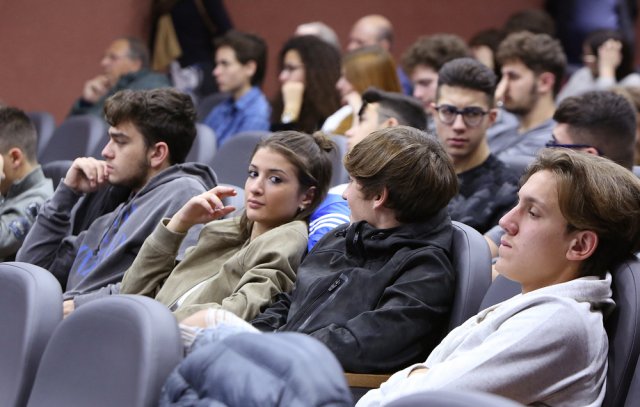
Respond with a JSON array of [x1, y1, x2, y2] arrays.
[[3, 226, 639, 405], [28, 111, 350, 188]]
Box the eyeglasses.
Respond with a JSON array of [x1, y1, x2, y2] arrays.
[[434, 104, 489, 127], [281, 64, 303, 73], [545, 135, 603, 155]]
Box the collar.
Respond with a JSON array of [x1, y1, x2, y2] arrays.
[[232, 86, 263, 111], [4, 166, 46, 199]]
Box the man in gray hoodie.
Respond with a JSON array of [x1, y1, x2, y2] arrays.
[[17, 88, 217, 310]]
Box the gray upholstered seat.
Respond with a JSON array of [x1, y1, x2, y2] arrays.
[[0, 262, 62, 407], [185, 123, 217, 167], [210, 130, 269, 186], [447, 221, 493, 331], [39, 115, 106, 164], [27, 295, 182, 407]]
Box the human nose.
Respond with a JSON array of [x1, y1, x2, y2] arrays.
[[101, 140, 114, 159], [495, 77, 507, 104], [498, 206, 518, 235], [451, 112, 466, 129], [279, 69, 289, 83]]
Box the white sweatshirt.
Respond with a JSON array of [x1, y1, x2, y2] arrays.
[[358, 274, 614, 407]]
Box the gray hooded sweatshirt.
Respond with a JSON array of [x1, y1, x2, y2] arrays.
[[16, 163, 217, 299]]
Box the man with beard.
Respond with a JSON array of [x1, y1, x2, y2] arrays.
[[17, 88, 217, 310], [487, 32, 566, 159]]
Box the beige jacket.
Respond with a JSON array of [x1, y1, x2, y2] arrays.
[[120, 217, 308, 321]]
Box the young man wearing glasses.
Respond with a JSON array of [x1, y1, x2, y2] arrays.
[[430, 58, 518, 233]]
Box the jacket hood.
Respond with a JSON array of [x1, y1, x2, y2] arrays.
[[136, 162, 217, 199], [338, 207, 452, 259]]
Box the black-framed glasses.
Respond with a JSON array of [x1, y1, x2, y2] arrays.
[[545, 135, 603, 156], [434, 104, 489, 127]]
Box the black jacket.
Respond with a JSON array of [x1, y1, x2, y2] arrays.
[[251, 208, 455, 373]]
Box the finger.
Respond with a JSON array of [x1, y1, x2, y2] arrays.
[[210, 185, 237, 197]]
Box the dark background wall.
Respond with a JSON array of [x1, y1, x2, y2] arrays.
[[3, 0, 628, 124]]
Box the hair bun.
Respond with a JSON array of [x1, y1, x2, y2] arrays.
[[312, 131, 337, 153]]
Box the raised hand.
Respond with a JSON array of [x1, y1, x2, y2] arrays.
[[597, 39, 623, 79], [82, 75, 111, 103], [166, 185, 238, 233], [63, 157, 110, 193]]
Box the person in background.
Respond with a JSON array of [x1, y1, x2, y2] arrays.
[[294, 21, 341, 51], [324, 46, 401, 134], [0, 107, 53, 260], [271, 35, 341, 134], [347, 14, 412, 94], [202, 30, 270, 147], [488, 31, 566, 159], [69, 37, 170, 118], [557, 29, 640, 102], [401, 34, 470, 131], [611, 85, 640, 165]]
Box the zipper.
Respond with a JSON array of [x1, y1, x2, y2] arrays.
[[289, 274, 348, 331]]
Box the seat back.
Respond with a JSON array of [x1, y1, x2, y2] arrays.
[[196, 92, 229, 122], [27, 295, 182, 407], [329, 134, 350, 187], [624, 353, 640, 406], [447, 221, 493, 331], [41, 160, 73, 190], [0, 262, 62, 407], [499, 154, 534, 179], [218, 183, 245, 218], [478, 274, 521, 310], [185, 123, 217, 166], [604, 255, 640, 407], [385, 389, 524, 407], [39, 115, 106, 164], [26, 111, 56, 158], [210, 131, 269, 186]]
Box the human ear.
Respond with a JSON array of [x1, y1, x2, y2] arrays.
[[244, 60, 257, 79], [149, 142, 169, 168], [537, 72, 555, 94], [373, 186, 389, 209], [299, 186, 316, 210], [383, 117, 399, 128], [566, 230, 598, 261], [7, 148, 23, 168]]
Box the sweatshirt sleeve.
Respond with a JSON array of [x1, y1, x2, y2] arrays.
[[309, 249, 455, 373], [16, 183, 84, 284], [173, 223, 307, 322], [119, 219, 188, 297], [361, 301, 601, 406]]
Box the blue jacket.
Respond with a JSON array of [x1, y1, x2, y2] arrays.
[[160, 332, 353, 407]]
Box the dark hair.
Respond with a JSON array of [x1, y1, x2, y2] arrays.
[[523, 148, 640, 278], [469, 28, 505, 76], [272, 35, 342, 134], [496, 31, 566, 95], [0, 107, 37, 163], [344, 126, 458, 223], [123, 37, 150, 69], [503, 9, 556, 37], [215, 30, 268, 86], [437, 57, 497, 106], [103, 88, 196, 165], [553, 90, 636, 170], [360, 87, 426, 130], [584, 29, 635, 81], [402, 34, 470, 74], [238, 131, 336, 239]]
